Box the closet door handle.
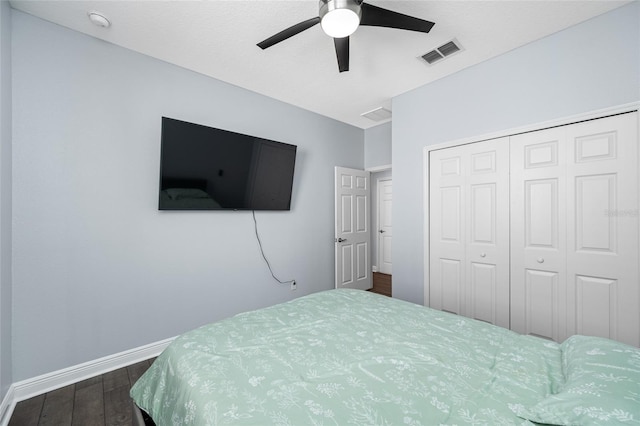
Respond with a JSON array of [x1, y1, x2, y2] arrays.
[[480, 253, 486, 258], [537, 258, 545, 264]]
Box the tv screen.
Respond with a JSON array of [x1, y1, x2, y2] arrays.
[[159, 117, 297, 211]]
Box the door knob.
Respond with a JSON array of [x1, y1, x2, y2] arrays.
[[379, 230, 385, 233], [336, 238, 347, 243], [480, 253, 486, 258], [537, 258, 544, 263]]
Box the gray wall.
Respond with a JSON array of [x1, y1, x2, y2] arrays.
[[364, 122, 391, 169], [392, 2, 640, 303], [11, 11, 364, 381], [0, 0, 12, 401]]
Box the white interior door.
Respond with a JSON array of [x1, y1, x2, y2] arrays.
[[429, 138, 510, 327], [510, 127, 567, 342], [377, 179, 392, 275], [465, 138, 510, 328], [564, 113, 638, 346], [511, 112, 639, 346], [429, 148, 465, 315], [335, 167, 372, 290]]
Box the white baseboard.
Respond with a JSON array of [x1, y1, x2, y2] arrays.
[[0, 385, 15, 426], [0, 336, 175, 426]]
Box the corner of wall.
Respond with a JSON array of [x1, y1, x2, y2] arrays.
[[0, 0, 13, 405]]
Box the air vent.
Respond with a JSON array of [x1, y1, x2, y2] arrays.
[[438, 41, 460, 56], [421, 39, 463, 65], [361, 107, 392, 122], [422, 50, 444, 64]]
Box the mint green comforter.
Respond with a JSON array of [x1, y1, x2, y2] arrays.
[[130, 289, 563, 425]]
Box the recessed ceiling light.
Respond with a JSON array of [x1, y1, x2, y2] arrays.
[[88, 12, 111, 28]]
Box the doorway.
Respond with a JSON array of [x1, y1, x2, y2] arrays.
[[334, 166, 372, 290], [377, 178, 392, 274], [371, 172, 392, 297]]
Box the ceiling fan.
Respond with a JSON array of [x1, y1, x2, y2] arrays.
[[257, 0, 435, 73]]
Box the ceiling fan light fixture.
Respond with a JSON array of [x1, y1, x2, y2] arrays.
[[319, 0, 361, 38]]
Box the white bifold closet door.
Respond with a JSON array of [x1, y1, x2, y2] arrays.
[[510, 126, 567, 342], [429, 137, 510, 328], [510, 113, 639, 346]]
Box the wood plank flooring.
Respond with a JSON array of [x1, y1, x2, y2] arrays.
[[369, 272, 392, 297], [8, 358, 154, 426]]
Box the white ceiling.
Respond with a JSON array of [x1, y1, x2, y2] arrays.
[[10, 0, 629, 129]]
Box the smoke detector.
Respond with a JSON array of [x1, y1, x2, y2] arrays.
[[88, 12, 111, 28]]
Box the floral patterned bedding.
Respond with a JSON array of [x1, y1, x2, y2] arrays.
[[129, 289, 638, 425]]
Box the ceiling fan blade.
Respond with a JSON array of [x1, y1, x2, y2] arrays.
[[334, 37, 349, 73], [257, 17, 321, 49], [360, 3, 435, 33]]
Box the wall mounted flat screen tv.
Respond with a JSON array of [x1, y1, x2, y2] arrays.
[[159, 117, 297, 211]]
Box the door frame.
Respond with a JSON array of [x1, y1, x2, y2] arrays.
[[422, 101, 640, 307], [376, 177, 392, 275], [335, 166, 372, 290]]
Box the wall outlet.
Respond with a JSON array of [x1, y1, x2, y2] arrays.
[[291, 280, 297, 291]]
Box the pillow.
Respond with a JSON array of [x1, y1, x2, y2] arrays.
[[520, 335, 640, 425], [165, 188, 210, 200]]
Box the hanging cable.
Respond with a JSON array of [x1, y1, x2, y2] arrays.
[[252, 210, 295, 286]]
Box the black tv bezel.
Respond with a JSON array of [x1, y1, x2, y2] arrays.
[[158, 117, 297, 211]]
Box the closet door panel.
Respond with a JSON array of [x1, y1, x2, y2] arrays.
[[470, 262, 497, 324], [430, 138, 509, 326], [430, 149, 466, 315], [466, 138, 510, 328], [510, 128, 567, 340], [440, 186, 462, 242], [575, 275, 618, 339], [575, 174, 616, 253], [524, 269, 560, 341], [525, 179, 559, 249], [470, 183, 495, 245], [439, 259, 463, 315], [566, 113, 639, 346]]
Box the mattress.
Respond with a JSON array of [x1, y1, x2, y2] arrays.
[[130, 289, 640, 425]]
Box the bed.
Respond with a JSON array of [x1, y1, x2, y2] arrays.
[[130, 289, 640, 425]]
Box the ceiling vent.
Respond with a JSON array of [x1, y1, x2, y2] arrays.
[[421, 39, 462, 65], [361, 107, 392, 122]]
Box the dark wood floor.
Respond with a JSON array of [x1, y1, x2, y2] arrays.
[[369, 272, 392, 297], [8, 358, 154, 426]]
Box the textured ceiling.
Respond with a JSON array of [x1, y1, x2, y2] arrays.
[[10, 0, 629, 129]]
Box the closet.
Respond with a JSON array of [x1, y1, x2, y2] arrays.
[[429, 137, 510, 328], [428, 111, 639, 347]]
